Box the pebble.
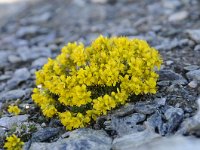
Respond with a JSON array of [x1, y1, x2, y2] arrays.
[[31, 57, 48, 68], [16, 26, 40, 38], [8, 55, 22, 63], [194, 44, 200, 51], [168, 11, 188, 22], [112, 129, 160, 150], [184, 65, 200, 71], [0, 89, 26, 102], [186, 29, 200, 43], [6, 68, 30, 90], [17, 46, 51, 61], [186, 69, 200, 81], [29, 128, 112, 150], [188, 80, 198, 88], [31, 128, 60, 142], [0, 115, 29, 129]]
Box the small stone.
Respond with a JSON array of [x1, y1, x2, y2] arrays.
[[8, 55, 22, 63], [31, 128, 60, 142], [186, 29, 200, 43], [154, 98, 166, 106], [158, 70, 187, 85], [16, 26, 40, 38], [188, 80, 198, 88], [17, 46, 51, 61], [194, 44, 200, 51], [166, 60, 174, 66], [168, 11, 188, 22], [112, 129, 160, 150], [184, 65, 200, 71], [0, 89, 26, 102], [6, 68, 30, 90], [29, 128, 112, 150], [133, 103, 157, 115], [31, 57, 48, 68], [0, 74, 12, 81], [106, 113, 146, 136], [186, 69, 200, 81], [0, 51, 10, 68], [0, 115, 29, 129]]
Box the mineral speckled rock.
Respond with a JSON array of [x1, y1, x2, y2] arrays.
[[186, 69, 200, 81], [29, 128, 112, 150], [186, 29, 200, 43]]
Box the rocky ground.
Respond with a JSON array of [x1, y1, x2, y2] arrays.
[[0, 0, 200, 149]]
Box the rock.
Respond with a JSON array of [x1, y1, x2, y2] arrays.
[[194, 44, 200, 51], [188, 80, 198, 88], [28, 12, 52, 24], [29, 128, 112, 150], [6, 68, 30, 90], [158, 70, 187, 85], [186, 29, 200, 43], [0, 115, 29, 129], [133, 103, 157, 115], [0, 51, 10, 68], [164, 107, 184, 134], [133, 136, 200, 150], [154, 98, 166, 106], [8, 55, 22, 63], [145, 112, 165, 135], [112, 129, 160, 150], [162, 0, 181, 9], [184, 65, 200, 71], [0, 89, 26, 102], [105, 113, 146, 136], [16, 26, 40, 38], [186, 69, 200, 81], [31, 128, 60, 142], [0, 74, 11, 81], [31, 57, 48, 68], [168, 11, 188, 22], [17, 46, 51, 61]]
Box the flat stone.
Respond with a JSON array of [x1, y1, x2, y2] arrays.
[[31, 128, 60, 142], [194, 44, 200, 51], [186, 29, 200, 43], [105, 113, 146, 136], [184, 65, 200, 71], [135, 136, 200, 150], [0, 89, 26, 102], [186, 69, 200, 81], [6, 68, 30, 90], [29, 128, 112, 150], [8, 55, 22, 63], [0, 115, 29, 129], [16, 26, 40, 38], [158, 70, 187, 85], [168, 11, 188, 22], [112, 129, 160, 150], [31, 57, 48, 68], [0, 51, 10, 68], [188, 80, 198, 88], [17, 46, 51, 61]]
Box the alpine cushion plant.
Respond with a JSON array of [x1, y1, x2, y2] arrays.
[[4, 134, 24, 150], [32, 35, 162, 130]]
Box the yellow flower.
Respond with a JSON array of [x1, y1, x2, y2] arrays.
[[4, 134, 24, 150], [8, 105, 21, 115]]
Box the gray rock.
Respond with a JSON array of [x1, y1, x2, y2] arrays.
[[105, 113, 146, 136], [29, 128, 112, 150], [133, 103, 157, 115], [145, 112, 165, 135], [31, 57, 48, 68], [0, 74, 11, 81], [0, 115, 29, 129], [16, 26, 40, 38], [164, 107, 184, 134], [133, 136, 200, 150], [6, 68, 30, 90], [17, 46, 51, 61], [112, 129, 160, 150], [0, 128, 5, 138], [168, 11, 188, 22], [184, 65, 200, 71], [194, 44, 200, 51], [158, 70, 187, 85], [0, 51, 10, 68], [0, 89, 26, 102], [28, 12, 52, 24], [186, 29, 200, 43], [31, 128, 60, 142], [8, 55, 22, 63], [188, 80, 198, 88], [186, 69, 200, 81]]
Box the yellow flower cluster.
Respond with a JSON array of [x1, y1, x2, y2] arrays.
[[32, 35, 162, 130], [8, 105, 21, 115], [4, 134, 24, 150]]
